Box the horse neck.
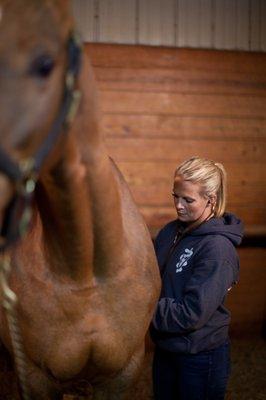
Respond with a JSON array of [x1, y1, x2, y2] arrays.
[[36, 134, 94, 283], [35, 56, 126, 284]]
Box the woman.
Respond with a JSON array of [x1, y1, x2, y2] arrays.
[[150, 157, 244, 400]]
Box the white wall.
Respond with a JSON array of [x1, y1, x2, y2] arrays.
[[71, 0, 266, 51]]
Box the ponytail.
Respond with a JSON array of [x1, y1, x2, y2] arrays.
[[214, 162, 227, 217]]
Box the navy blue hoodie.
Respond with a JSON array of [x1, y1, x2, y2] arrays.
[[150, 213, 244, 354]]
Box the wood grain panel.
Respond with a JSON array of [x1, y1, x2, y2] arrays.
[[100, 91, 266, 118], [227, 248, 266, 331], [87, 42, 266, 335], [130, 186, 266, 209], [87, 44, 266, 74], [115, 162, 265, 187], [139, 205, 266, 232], [87, 43, 266, 239], [105, 137, 265, 163], [102, 115, 266, 140], [95, 67, 266, 95], [113, 164, 266, 207]]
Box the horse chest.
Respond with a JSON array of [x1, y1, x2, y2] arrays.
[[5, 271, 129, 379]]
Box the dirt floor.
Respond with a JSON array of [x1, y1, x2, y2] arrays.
[[129, 336, 266, 400], [225, 337, 266, 400]]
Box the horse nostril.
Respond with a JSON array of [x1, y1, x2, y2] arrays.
[[29, 55, 55, 78]]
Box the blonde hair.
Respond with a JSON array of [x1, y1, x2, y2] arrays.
[[175, 157, 227, 217]]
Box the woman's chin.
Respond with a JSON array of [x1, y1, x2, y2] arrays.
[[177, 214, 188, 221]]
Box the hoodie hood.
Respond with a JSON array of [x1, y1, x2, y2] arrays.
[[190, 212, 244, 246]]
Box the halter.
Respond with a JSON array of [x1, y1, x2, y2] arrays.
[[0, 32, 82, 252]]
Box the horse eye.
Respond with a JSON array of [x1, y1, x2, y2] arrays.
[[29, 55, 55, 78]]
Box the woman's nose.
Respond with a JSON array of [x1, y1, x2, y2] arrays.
[[175, 198, 184, 209]]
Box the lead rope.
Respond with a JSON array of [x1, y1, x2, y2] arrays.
[[0, 254, 31, 400], [0, 173, 36, 400]]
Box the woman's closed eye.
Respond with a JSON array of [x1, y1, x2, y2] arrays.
[[171, 193, 195, 204], [184, 198, 195, 204]]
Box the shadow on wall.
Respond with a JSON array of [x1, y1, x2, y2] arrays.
[[226, 247, 265, 338]]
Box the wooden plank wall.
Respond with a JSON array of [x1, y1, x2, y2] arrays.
[[227, 248, 265, 335], [87, 43, 266, 238], [86, 43, 266, 334]]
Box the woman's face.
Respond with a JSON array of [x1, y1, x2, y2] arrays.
[[173, 175, 212, 225]]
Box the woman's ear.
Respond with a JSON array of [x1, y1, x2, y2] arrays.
[[208, 194, 217, 206]]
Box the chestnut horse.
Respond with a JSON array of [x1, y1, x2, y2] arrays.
[[0, 1, 160, 399]]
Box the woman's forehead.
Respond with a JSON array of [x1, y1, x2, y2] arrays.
[[173, 176, 203, 197]]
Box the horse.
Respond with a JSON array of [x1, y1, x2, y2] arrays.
[[0, 1, 161, 398]]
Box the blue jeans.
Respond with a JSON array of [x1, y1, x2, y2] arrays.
[[153, 341, 231, 400]]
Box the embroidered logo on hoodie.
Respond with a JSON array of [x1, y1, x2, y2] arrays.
[[176, 248, 194, 273]]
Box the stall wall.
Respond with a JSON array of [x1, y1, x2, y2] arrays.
[[87, 43, 266, 236], [87, 43, 266, 334]]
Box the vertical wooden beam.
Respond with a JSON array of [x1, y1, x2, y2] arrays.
[[177, 0, 189, 47], [214, 0, 237, 49], [138, 0, 176, 46], [177, 0, 200, 47], [187, 0, 201, 47], [71, 0, 266, 52], [98, 0, 137, 44], [71, 0, 96, 42], [178, 0, 209, 48], [249, 0, 260, 50], [236, 0, 249, 50], [261, 0, 266, 51], [199, 0, 213, 48]]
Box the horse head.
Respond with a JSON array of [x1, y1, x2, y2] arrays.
[[0, 0, 75, 157], [0, 0, 83, 248]]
